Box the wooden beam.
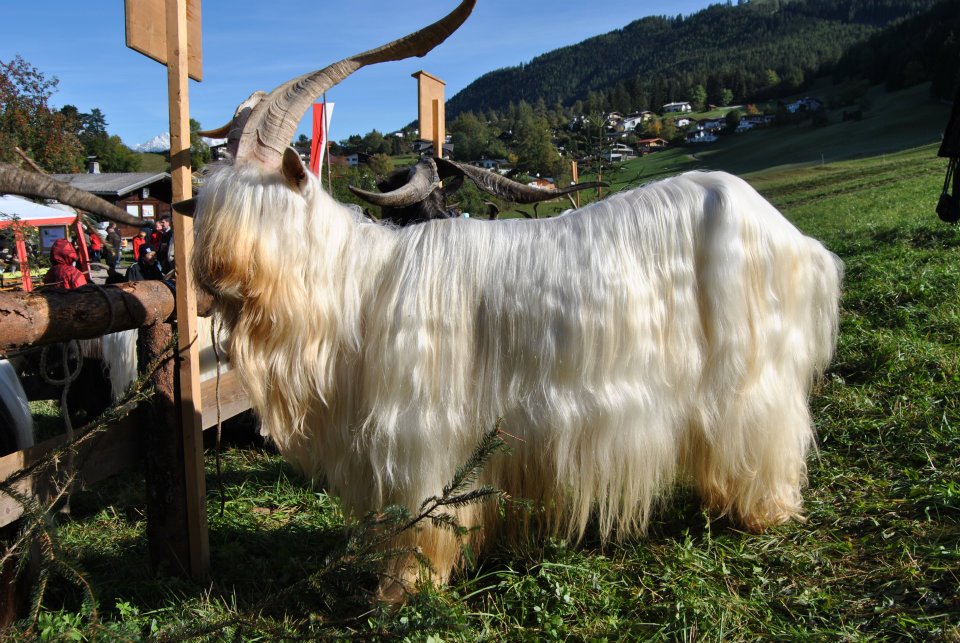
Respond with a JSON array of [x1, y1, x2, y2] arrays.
[[200, 369, 250, 430], [0, 282, 215, 356], [166, 0, 209, 580], [0, 282, 171, 355], [0, 369, 252, 533], [0, 417, 142, 530]]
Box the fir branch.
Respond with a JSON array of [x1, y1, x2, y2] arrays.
[[254, 422, 512, 614]]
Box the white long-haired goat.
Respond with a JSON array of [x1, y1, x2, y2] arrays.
[[181, 0, 842, 597]]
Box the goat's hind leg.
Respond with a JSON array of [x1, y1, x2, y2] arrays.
[[687, 378, 814, 533], [376, 519, 470, 604]]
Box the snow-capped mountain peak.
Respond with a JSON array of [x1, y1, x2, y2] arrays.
[[134, 133, 171, 153], [133, 132, 228, 153]]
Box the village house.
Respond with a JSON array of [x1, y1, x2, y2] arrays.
[[636, 138, 669, 153], [697, 118, 726, 132], [474, 158, 509, 171], [602, 143, 638, 162], [345, 152, 371, 167], [785, 97, 824, 113], [526, 177, 556, 190], [662, 101, 693, 113], [621, 112, 648, 132], [744, 114, 776, 127], [605, 112, 625, 128], [686, 130, 719, 144], [51, 160, 172, 238]]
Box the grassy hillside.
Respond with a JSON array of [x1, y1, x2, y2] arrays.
[[10, 141, 960, 639], [134, 152, 169, 173], [593, 82, 951, 188], [477, 81, 950, 221]]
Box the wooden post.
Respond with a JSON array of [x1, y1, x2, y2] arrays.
[[139, 321, 193, 575], [571, 161, 580, 209], [432, 99, 443, 159], [13, 230, 31, 292], [412, 71, 446, 158], [71, 219, 90, 278], [164, 0, 208, 580]]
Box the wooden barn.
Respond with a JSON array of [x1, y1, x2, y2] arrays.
[[51, 165, 172, 238]]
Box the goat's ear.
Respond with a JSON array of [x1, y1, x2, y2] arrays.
[[281, 147, 309, 192], [172, 197, 196, 217]]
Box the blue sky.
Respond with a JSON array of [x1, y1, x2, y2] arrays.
[[3, 1, 715, 149]]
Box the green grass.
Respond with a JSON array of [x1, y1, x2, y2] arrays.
[[10, 137, 960, 640]]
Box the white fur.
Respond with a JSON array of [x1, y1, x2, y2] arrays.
[[192, 161, 842, 588], [83, 317, 229, 402], [98, 330, 139, 400]]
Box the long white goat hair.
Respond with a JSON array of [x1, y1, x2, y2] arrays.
[[80, 317, 229, 402], [193, 158, 842, 588]]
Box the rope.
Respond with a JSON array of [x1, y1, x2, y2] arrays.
[[210, 315, 226, 515], [39, 338, 82, 513], [35, 284, 117, 513]]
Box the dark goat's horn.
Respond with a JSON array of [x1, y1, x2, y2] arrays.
[[433, 158, 607, 204], [349, 157, 441, 207]]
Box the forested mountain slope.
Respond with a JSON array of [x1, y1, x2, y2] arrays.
[[447, 0, 942, 117], [834, 0, 960, 98]]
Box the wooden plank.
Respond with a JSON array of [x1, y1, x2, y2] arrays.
[[0, 369, 251, 531], [0, 418, 142, 529], [200, 369, 252, 430], [166, 0, 209, 580], [125, 0, 202, 81]]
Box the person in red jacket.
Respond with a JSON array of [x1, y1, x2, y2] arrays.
[[132, 228, 149, 261], [88, 228, 103, 262], [42, 238, 88, 289]]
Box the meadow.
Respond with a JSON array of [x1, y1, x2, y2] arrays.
[[7, 142, 960, 641]]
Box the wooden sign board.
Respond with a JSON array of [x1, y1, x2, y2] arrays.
[[125, 0, 202, 81], [412, 70, 445, 158]]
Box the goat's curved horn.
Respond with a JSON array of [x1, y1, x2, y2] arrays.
[[348, 157, 441, 207], [235, 0, 476, 169], [433, 158, 607, 204], [0, 162, 148, 226], [197, 123, 232, 138]]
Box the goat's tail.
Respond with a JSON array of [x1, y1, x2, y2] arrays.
[[687, 172, 843, 530]]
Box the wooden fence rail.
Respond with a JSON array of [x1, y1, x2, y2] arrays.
[[0, 281, 210, 355], [0, 283, 248, 590]]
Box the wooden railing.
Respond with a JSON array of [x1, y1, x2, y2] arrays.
[[0, 282, 250, 567]]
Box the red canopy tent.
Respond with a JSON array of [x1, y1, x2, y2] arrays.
[[0, 194, 90, 291]]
